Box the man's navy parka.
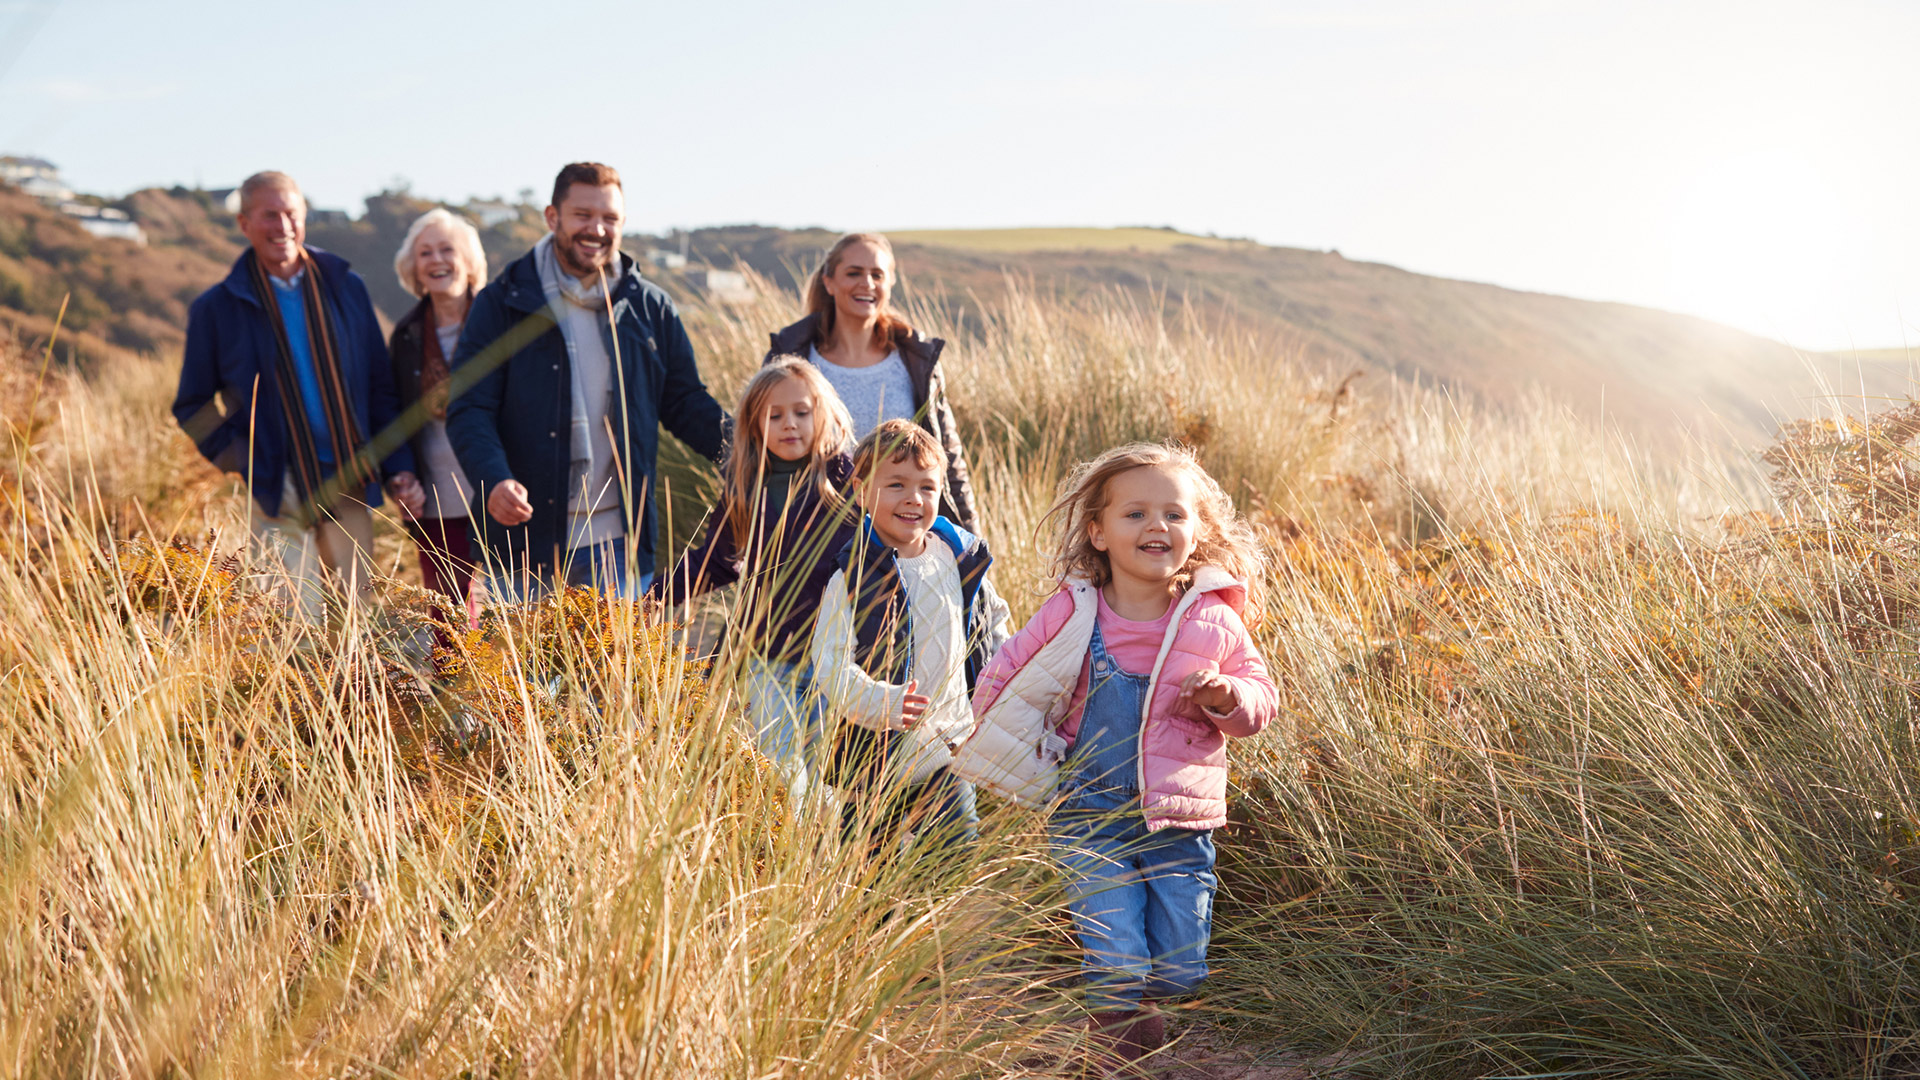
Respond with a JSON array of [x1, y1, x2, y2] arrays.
[[444, 249, 728, 575], [172, 247, 413, 517]]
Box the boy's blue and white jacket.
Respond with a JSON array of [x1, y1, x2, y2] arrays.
[[810, 516, 1012, 784]]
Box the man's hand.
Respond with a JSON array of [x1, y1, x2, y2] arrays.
[[1178, 670, 1240, 716], [386, 471, 426, 517], [897, 679, 929, 730], [488, 479, 534, 526]]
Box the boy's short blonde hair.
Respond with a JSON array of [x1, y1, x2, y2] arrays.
[[852, 419, 946, 486]]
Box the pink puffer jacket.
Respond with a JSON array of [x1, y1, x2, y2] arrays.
[[955, 567, 1279, 831]]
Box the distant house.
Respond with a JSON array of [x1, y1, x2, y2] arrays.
[[467, 200, 519, 228], [687, 268, 752, 303], [0, 154, 58, 184], [646, 248, 688, 270], [56, 203, 147, 245], [1, 154, 74, 203]]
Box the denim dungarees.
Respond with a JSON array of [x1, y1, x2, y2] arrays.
[[1052, 616, 1218, 1009]]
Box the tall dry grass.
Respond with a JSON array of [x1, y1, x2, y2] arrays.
[[3, 269, 1917, 1080]]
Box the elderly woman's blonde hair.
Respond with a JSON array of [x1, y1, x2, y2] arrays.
[[392, 208, 488, 298]]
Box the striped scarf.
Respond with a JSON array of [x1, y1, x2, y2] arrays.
[[246, 250, 371, 525]]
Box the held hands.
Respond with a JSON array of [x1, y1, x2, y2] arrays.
[[488, 479, 534, 526], [386, 471, 426, 516], [1177, 670, 1240, 716], [896, 680, 929, 730]]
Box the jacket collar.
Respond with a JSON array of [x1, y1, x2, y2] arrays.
[[771, 314, 945, 367], [1066, 565, 1248, 618], [846, 513, 982, 570], [393, 294, 432, 337], [220, 245, 350, 307], [499, 244, 641, 314]]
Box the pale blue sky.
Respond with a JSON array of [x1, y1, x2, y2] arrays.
[[3, 0, 1916, 349]]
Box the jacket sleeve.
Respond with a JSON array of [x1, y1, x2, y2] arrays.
[[973, 576, 1013, 664], [349, 273, 415, 479], [173, 295, 245, 472], [1194, 605, 1281, 739], [969, 589, 1074, 721], [650, 500, 738, 606], [445, 286, 518, 505], [653, 297, 729, 464], [811, 570, 909, 731], [929, 367, 977, 529]]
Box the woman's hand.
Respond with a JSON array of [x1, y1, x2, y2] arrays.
[[386, 471, 426, 516], [1178, 670, 1240, 716]]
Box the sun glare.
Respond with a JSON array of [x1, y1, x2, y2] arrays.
[[1662, 151, 1873, 347]]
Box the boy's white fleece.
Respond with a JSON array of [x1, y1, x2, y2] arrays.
[[813, 540, 979, 784]]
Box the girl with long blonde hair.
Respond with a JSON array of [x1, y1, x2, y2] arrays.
[[652, 357, 857, 796], [954, 442, 1278, 1073]]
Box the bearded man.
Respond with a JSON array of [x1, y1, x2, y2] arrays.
[[445, 162, 727, 598]]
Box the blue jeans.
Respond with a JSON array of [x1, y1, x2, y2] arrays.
[[744, 658, 825, 802], [1053, 796, 1218, 1009], [1051, 615, 1217, 1008], [489, 538, 651, 602]]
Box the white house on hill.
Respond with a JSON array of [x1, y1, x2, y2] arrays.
[[1, 154, 74, 202]]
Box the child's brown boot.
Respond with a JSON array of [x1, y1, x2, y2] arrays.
[[1084, 1011, 1140, 1077], [1125, 1008, 1166, 1063]]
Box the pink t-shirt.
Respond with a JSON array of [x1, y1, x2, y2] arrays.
[[1093, 588, 1174, 675]]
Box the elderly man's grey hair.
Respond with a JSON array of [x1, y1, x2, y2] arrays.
[[392, 207, 489, 299], [237, 171, 302, 215]]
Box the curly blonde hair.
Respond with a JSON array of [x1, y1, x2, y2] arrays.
[[1042, 443, 1266, 622]]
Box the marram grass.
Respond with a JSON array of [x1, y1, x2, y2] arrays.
[[3, 276, 1918, 1078]]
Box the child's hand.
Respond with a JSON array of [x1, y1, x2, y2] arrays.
[[897, 680, 930, 729], [1178, 671, 1240, 716]]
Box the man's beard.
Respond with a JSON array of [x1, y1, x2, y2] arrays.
[[555, 229, 616, 278]]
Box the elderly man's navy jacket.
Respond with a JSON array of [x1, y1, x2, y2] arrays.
[[445, 249, 727, 574], [172, 247, 413, 517]]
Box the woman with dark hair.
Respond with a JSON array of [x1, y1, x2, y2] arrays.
[[389, 208, 487, 626], [764, 232, 978, 529]]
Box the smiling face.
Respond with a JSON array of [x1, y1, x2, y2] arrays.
[[1087, 464, 1201, 594], [760, 375, 818, 463], [822, 239, 892, 324], [412, 220, 470, 299], [859, 453, 942, 556], [236, 184, 306, 278], [543, 182, 624, 279]]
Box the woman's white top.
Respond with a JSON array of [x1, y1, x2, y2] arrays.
[[809, 344, 915, 437], [417, 322, 474, 520]]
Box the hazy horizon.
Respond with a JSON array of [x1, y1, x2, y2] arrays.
[[3, 0, 1915, 352]]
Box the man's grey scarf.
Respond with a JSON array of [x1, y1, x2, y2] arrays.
[[534, 232, 618, 504]]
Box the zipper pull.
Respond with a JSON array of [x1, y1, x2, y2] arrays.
[[1039, 731, 1068, 765]]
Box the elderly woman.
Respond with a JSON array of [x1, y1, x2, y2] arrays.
[[390, 208, 487, 623], [764, 232, 977, 529]]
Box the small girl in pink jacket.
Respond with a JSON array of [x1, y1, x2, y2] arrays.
[[954, 442, 1279, 1073]]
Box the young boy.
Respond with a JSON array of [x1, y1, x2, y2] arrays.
[[811, 419, 1011, 853]]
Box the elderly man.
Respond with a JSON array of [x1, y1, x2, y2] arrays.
[[174, 171, 423, 618], [446, 162, 727, 598]]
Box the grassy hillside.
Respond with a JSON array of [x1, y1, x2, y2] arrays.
[[885, 226, 1255, 253]]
